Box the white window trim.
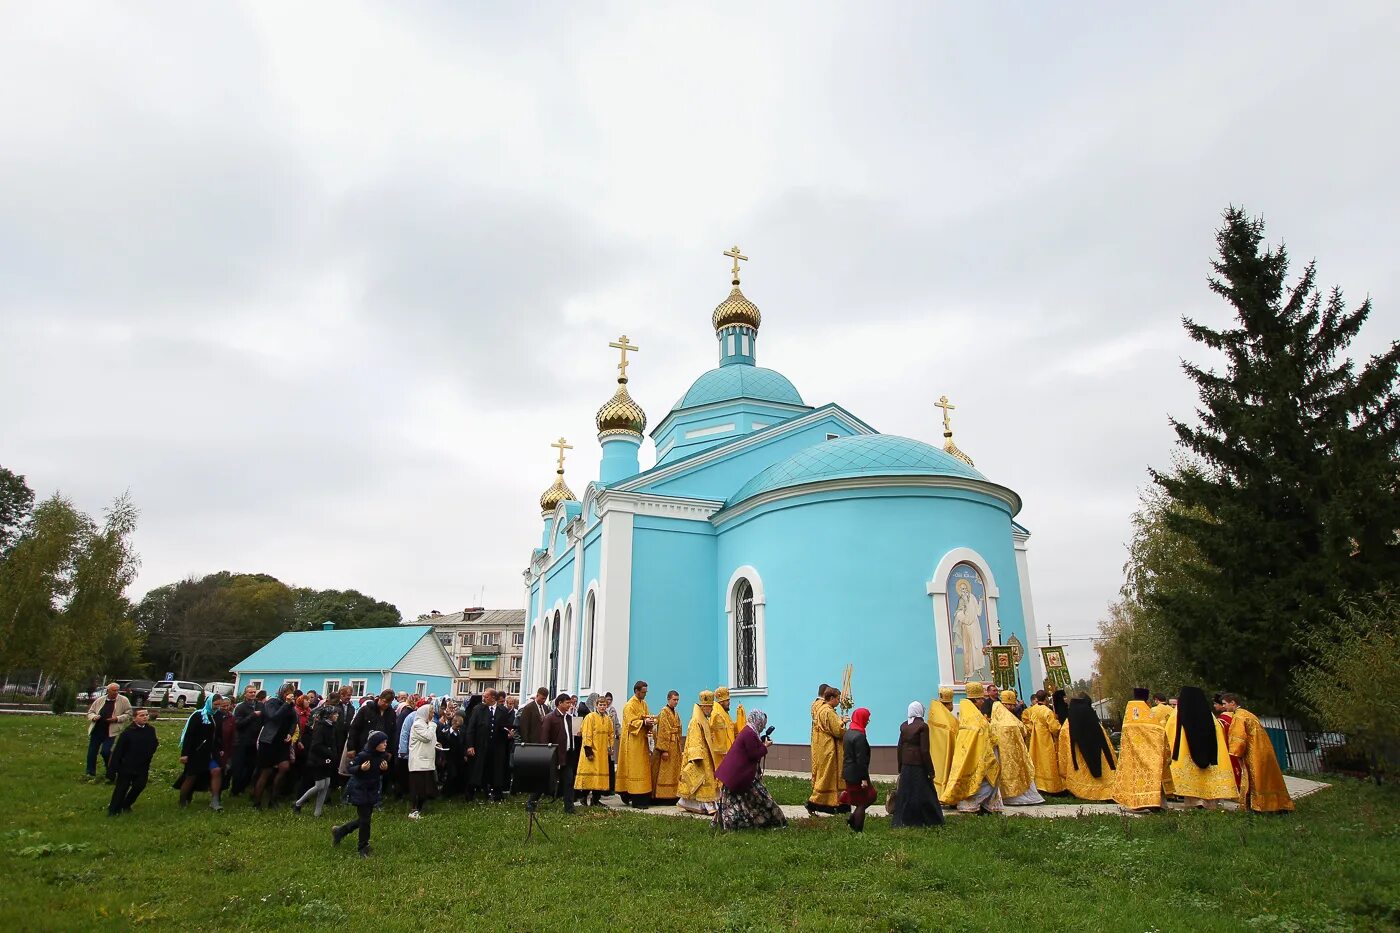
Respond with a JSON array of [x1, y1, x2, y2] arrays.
[[324, 679, 341, 696], [927, 547, 1002, 690], [415, 680, 428, 695], [579, 583, 599, 694], [349, 679, 367, 695], [247, 679, 264, 692], [725, 565, 768, 694]]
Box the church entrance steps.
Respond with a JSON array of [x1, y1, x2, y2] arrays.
[[595, 774, 1328, 822]]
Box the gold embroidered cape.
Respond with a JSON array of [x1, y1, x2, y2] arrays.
[[940, 699, 1000, 806]]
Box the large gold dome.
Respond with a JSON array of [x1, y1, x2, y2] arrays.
[[595, 381, 647, 437], [711, 284, 762, 331], [538, 473, 576, 515]]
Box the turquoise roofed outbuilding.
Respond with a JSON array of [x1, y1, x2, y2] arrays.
[[522, 247, 1047, 763], [230, 623, 456, 699]]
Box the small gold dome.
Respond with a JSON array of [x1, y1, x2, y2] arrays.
[[538, 473, 576, 515], [711, 285, 761, 331], [596, 381, 647, 437], [943, 437, 975, 467]]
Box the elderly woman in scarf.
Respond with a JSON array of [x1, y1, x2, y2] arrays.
[[175, 694, 221, 810], [890, 702, 946, 828], [841, 708, 877, 831], [713, 709, 787, 830]]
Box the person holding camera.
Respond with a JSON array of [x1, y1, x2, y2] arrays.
[[713, 709, 786, 830]]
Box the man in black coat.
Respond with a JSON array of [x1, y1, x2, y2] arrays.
[[540, 694, 578, 813], [517, 688, 550, 744], [229, 685, 263, 796], [331, 685, 355, 787], [108, 707, 159, 815], [464, 689, 508, 801], [348, 690, 395, 759]]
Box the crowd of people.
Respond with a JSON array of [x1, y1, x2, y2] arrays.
[[83, 674, 1295, 857]]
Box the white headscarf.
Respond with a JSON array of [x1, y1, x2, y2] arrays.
[[906, 701, 925, 724]]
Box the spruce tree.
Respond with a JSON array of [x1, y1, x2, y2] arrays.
[[1150, 207, 1400, 713]]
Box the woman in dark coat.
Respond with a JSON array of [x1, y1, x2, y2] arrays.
[[889, 702, 945, 828], [293, 706, 339, 817], [713, 709, 786, 830], [841, 707, 877, 832], [175, 695, 220, 810], [333, 731, 389, 857]]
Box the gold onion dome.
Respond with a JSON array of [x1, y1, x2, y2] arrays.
[[538, 472, 576, 515], [943, 438, 975, 468], [712, 284, 762, 331], [596, 381, 648, 437]]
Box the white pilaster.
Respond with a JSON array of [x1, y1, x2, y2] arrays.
[[593, 504, 635, 696]]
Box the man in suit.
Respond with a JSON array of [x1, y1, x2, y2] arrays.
[[517, 688, 550, 745], [500, 694, 519, 795], [540, 693, 578, 813], [465, 688, 506, 801]]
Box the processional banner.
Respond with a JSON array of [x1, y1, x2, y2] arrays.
[[1040, 646, 1071, 688], [989, 646, 1017, 690]]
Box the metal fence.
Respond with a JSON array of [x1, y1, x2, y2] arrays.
[[1098, 714, 1346, 775]]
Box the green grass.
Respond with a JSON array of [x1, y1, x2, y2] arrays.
[[1, 716, 1396, 932]]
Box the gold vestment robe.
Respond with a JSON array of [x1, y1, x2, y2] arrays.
[[927, 701, 959, 797], [939, 699, 1000, 805], [615, 696, 654, 796], [1148, 704, 1173, 727], [1058, 718, 1118, 801], [1163, 709, 1236, 802], [1113, 700, 1170, 809], [677, 704, 719, 803], [808, 701, 845, 807], [734, 704, 747, 734], [1227, 708, 1294, 813], [574, 710, 614, 792], [990, 702, 1035, 800], [652, 704, 683, 799], [710, 704, 735, 763], [1022, 703, 1063, 793]]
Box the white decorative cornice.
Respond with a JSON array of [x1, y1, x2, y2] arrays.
[[596, 489, 724, 521], [620, 404, 877, 494], [649, 396, 812, 441], [565, 515, 587, 545], [712, 474, 1022, 527]]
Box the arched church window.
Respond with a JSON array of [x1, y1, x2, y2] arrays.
[[549, 610, 562, 698], [735, 579, 758, 689], [581, 591, 596, 688]]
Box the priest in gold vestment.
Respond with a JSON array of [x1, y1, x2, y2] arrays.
[[678, 692, 720, 814], [1164, 686, 1236, 808], [616, 681, 655, 808], [1222, 694, 1294, 813], [806, 686, 847, 813], [927, 687, 958, 797], [1112, 688, 1170, 810], [652, 690, 683, 805], [939, 683, 1002, 813], [711, 686, 736, 764], [1058, 695, 1117, 801], [575, 694, 615, 805], [1022, 691, 1063, 794], [992, 690, 1043, 805]]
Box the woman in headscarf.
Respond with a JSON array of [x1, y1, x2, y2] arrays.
[[1165, 686, 1237, 808], [1057, 694, 1117, 801], [841, 708, 877, 832], [407, 701, 439, 819], [713, 709, 786, 830], [333, 731, 390, 858], [890, 702, 945, 828], [293, 704, 339, 816], [174, 693, 220, 810]]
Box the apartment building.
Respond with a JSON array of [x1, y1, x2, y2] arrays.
[[422, 608, 527, 698]]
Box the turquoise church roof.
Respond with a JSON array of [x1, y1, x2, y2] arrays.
[[728, 433, 987, 505], [672, 366, 804, 411], [232, 625, 433, 672]]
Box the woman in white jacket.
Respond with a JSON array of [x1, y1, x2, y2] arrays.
[[407, 703, 439, 819]]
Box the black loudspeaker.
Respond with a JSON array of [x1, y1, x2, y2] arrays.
[[513, 744, 557, 796]]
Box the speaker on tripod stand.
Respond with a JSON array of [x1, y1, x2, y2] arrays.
[[514, 743, 558, 842]]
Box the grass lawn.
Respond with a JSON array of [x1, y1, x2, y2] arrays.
[[1, 716, 1396, 932]]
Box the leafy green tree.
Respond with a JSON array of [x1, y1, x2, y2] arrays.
[[292, 587, 401, 631], [1150, 207, 1400, 713], [1295, 592, 1399, 764], [136, 572, 298, 681], [0, 466, 35, 554], [0, 492, 144, 685]]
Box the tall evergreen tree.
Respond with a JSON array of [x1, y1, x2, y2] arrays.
[[1151, 207, 1400, 713]]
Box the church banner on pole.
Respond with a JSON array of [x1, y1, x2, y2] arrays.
[[989, 646, 1017, 690], [1040, 645, 1071, 689]]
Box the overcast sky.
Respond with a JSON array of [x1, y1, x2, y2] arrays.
[[3, 3, 1397, 677]]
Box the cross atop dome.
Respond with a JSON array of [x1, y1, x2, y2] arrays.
[[723, 244, 748, 286], [937, 394, 975, 467]]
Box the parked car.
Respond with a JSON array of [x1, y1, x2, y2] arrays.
[[204, 682, 235, 698], [116, 679, 155, 706], [147, 680, 203, 707]]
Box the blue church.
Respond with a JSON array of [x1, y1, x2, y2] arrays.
[[521, 248, 1045, 752]]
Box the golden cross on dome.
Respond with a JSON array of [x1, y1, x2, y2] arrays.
[[723, 245, 748, 284], [550, 437, 573, 473], [608, 335, 640, 381], [936, 394, 957, 434]]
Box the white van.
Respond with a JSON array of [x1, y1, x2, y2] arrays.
[[205, 682, 236, 698]]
